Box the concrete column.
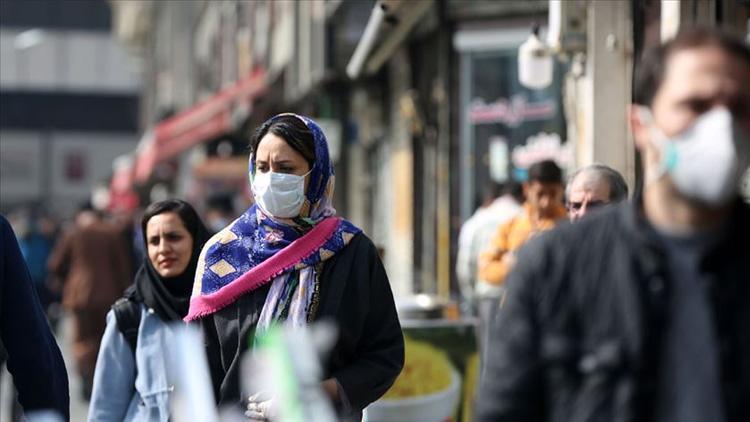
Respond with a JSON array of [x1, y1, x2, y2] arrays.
[[435, 23, 451, 300], [346, 89, 369, 230], [581, 0, 636, 187], [386, 47, 414, 297]]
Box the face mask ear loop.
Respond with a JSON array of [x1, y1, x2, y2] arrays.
[[638, 106, 672, 186], [299, 163, 315, 195], [248, 154, 256, 186]]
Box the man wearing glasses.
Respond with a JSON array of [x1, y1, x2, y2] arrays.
[[566, 164, 629, 222]]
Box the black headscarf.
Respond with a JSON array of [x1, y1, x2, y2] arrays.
[[131, 200, 210, 322]]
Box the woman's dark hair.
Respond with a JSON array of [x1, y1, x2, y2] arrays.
[[141, 199, 209, 247], [249, 115, 316, 168]]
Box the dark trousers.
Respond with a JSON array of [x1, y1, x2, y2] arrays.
[[71, 307, 108, 400], [477, 294, 502, 382]]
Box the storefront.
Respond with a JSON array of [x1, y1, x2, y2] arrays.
[[454, 25, 569, 220]]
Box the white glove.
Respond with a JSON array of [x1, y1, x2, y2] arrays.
[[245, 391, 277, 421]]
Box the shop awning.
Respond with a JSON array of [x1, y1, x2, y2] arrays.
[[134, 68, 266, 182]]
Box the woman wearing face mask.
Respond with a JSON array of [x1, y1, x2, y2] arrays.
[[88, 199, 209, 421], [186, 114, 404, 421]]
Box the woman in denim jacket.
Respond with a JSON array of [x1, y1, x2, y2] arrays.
[[88, 199, 209, 421]]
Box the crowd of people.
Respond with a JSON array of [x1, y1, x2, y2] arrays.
[[0, 27, 749, 422], [457, 160, 630, 355]]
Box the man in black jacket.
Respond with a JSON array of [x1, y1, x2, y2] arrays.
[[477, 28, 750, 422]]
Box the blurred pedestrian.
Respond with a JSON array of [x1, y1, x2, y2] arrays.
[[186, 114, 404, 421], [110, 203, 145, 280], [478, 160, 566, 286], [15, 208, 68, 333], [48, 203, 132, 400], [16, 209, 53, 292], [88, 199, 209, 421], [1, 214, 69, 421], [456, 182, 521, 330], [566, 163, 629, 222], [477, 28, 750, 422], [204, 193, 236, 235]]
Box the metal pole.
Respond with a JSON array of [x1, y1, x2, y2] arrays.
[[346, 2, 386, 79]]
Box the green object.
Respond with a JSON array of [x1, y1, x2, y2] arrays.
[[255, 326, 304, 422]]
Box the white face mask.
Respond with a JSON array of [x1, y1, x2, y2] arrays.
[[640, 106, 750, 206], [252, 170, 310, 218]]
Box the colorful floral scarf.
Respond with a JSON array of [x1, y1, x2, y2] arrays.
[[185, 114, 360, 325]]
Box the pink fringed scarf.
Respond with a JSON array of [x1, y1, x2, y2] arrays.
[[184, 217, 354, 321]]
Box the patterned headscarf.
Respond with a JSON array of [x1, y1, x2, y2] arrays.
[[186, 114, 360, 325]]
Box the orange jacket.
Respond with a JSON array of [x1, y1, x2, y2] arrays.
[[478, 203, 566, 285]]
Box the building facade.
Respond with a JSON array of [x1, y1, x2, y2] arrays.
[[110, 0, 750, 300], [0, 0, 141, 217]]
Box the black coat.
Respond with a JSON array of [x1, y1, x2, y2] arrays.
[[0, 215, 70, 420], [476, 200, 750, 422], [200, 232, 404, 415]]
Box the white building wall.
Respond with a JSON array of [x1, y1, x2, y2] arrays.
[[49, 132, 137, 198], [0, 131, 44, 202], [0, 27, 141, 216], [0, 29, 140, 93], [0, 130, 137, 216]]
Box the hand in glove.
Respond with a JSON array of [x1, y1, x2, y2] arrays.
[[245, 391, 277, 421]]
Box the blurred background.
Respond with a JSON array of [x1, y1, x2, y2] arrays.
[[3, 0, 750, 299], [1, 0, 749, 419]]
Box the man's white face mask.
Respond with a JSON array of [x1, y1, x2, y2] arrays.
[[639, 106, 750, 206]]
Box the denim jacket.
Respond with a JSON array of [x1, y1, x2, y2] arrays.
[[88, 304, 179, 422]]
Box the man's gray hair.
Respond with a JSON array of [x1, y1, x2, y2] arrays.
[[566, 164, 629, 202]]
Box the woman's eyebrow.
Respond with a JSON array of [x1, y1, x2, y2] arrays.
[[149, 230, 181, 239]]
